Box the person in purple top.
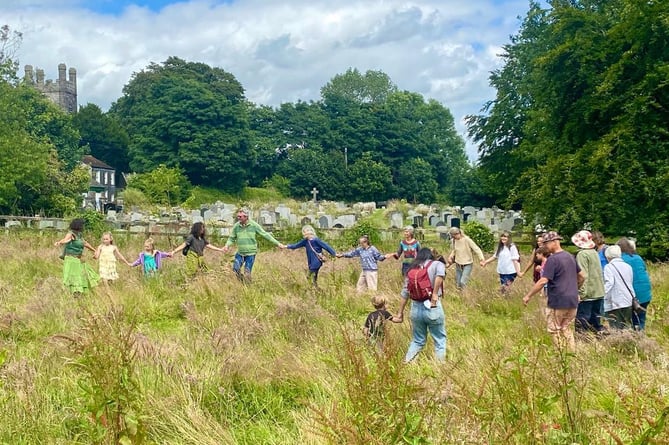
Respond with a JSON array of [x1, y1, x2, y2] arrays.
[[286, 225, 336, 287], [523, 231, 585, 352], [130, 237, 173, 277], [337, 235, 386, 293]]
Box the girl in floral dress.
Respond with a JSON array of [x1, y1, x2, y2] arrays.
[[95, 232, 129, 285]]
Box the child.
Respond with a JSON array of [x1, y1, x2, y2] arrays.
[[170, 222, 225, 277], [286, 225, 336, 287], [535, 245, 551, 297], [94, 232, 130, 284], [480, 231, 521, 294], [363, 295, 402, 348], [336, 235, 386, 293], [130, 238, 173, 277]]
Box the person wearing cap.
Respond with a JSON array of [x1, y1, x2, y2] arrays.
[[523, 231, 585, 352], [571, 230, 606, 335], [223, 208, 286, 282], [602, 245, 634, 330], [446, 227, 485, 290], [617, 237, 652, 330], [385, 226, 421, 277]]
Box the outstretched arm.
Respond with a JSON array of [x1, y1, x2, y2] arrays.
[[114, 246, 131, 265], [54, 232, 74, 247], [170, 242, 186, 256]]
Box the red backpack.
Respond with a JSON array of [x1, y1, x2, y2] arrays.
[[407, 260, 435, 301]]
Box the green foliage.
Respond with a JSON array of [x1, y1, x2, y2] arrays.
[[467, 0, 669, 238], [345, 152, 393, 201], [312, 329, 432, 444], [397, 158, 438, 204], [72, 103, 131, 174], [125, 165, 192, 206], [63, 309, 146, 444], [120, 188, 150, 208], [110, 56, 250, 193], [343, 218, 382, 248], [261, 175, 291, 197], [0, 24, 21, 83], [0, 82, 87, 216], [77, 208, 110, 240], [463, 220, 496, 252], [320, 68, 398, 105]]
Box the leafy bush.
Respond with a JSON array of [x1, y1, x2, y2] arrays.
[[463, 220, 496, 252], [120, 188, 150, 208], [343, 218, 381, 248], [77, 208, 111, 240], [125, 165, 192, 206]]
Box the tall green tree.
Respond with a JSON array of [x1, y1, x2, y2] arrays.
[[467, 0, 669, 240], [72, 103, 131, 174], [110, 57, 250, 192], [344, 152, 393, 202]]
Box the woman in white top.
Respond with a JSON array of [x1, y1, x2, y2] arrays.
[[603, 245, 634, 329], [481, 231, 521, 294]]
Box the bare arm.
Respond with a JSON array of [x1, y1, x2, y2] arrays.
[[523, 277, 548, 305], [54, 232, 74, 246], [170, 242, 186, 256], [114, 246, 130, 265]]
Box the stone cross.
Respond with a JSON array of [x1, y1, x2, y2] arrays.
[[311, 187, 319, 202]]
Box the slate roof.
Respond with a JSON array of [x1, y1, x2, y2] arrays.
[[82, 155, 114, 170]]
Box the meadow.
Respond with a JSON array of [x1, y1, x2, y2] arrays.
[[0, 230, 667, 444]]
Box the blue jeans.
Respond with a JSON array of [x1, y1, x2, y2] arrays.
[[576, 299, 604, 332], [632, 301, 650, 330], [233, 253, 256, 279], [405, 300, 447, 362], [455, 263, 473, 289]]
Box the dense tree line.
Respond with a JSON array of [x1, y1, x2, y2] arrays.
[[467, 0, 669, 250]]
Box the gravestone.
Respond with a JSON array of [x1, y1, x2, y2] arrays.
[[203, 209, 213, 222], [276, 205, 292, 221], [429, 214, 442, 226], [301, 216, 312, 226], [131, 212, 143, 222], [38, 220, 55, 229], [413, 215, 424, 228], [389, 211, 404, 229], [318, 215, 331, 229], [333, 214, 356, 228], [450, 217, 460, 228]]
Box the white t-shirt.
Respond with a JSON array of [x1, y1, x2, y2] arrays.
[[495, 245, 520, 275]]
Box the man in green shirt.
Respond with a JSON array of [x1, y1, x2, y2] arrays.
[[223, 208, 285, 282]]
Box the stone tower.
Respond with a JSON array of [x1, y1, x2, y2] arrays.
[[24, 63, 78, 113]]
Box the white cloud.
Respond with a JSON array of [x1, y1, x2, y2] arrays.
[[3, 0, 530, 160]]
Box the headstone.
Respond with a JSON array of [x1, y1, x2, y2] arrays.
[[429, 215, 442, 226], [413, 215, 424, 228], [333, 214, 356, 228], [301, 216, 312, 225], [318, 215, 331, 229], [131, 212, 143, 222], [4, 220, 21, 228], [38, 220, 55, 229], [389, 211, 404, 229], [311, 187, 319, 202], [276, 205, 292, 221], [203, 210, 213, 222], [450, 217, 460, 228]]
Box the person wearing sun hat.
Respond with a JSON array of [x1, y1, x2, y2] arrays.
[[571, 230, 606, 335], [523, 231, 585, 352]]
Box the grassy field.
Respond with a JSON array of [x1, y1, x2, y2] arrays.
[[0, 231, 667, 444]]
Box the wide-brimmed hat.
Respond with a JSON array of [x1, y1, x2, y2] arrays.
[[542, 231, 563, 242], [571, 230, 595, 249]]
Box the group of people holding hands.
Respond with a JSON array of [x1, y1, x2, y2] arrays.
[[54, 213, 652, 360]]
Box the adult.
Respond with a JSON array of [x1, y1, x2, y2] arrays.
[[170, 222, 225, 277], [337, 235, 386, 293], [591, 231, 609, 271], [617, 237, 651, 330], [385, 226, 420, 276], [222, 209, 285, 282], [446, 227, 485, 290], [602, 245, 634, 330], [571, 230, 605, 334], [480, 231, 521, 294], [519, 234, 545, 282], [396, 247, 447, 362], [54, 218, 100, 295], [523, 231, 585, 352], [286, 225, 336, 287]]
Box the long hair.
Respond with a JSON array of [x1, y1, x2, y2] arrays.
[[407, 247, 434, 271], [190, 222, 206, 238], [495, 232, 513, 257]]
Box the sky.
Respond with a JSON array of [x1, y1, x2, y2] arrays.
[[3, 0, 535, 160]]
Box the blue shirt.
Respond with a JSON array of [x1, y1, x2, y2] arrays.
[[343, 246, 385, 271], [287, 237, 336, 271], [621, 253, 652, 303]]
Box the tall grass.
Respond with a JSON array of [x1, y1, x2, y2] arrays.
[[0, 232, 667, 444]]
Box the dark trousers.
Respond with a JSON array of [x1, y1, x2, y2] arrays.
[[575, 299, 604, 332]]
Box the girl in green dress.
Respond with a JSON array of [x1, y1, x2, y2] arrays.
[[54, 218, 100, 294]]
